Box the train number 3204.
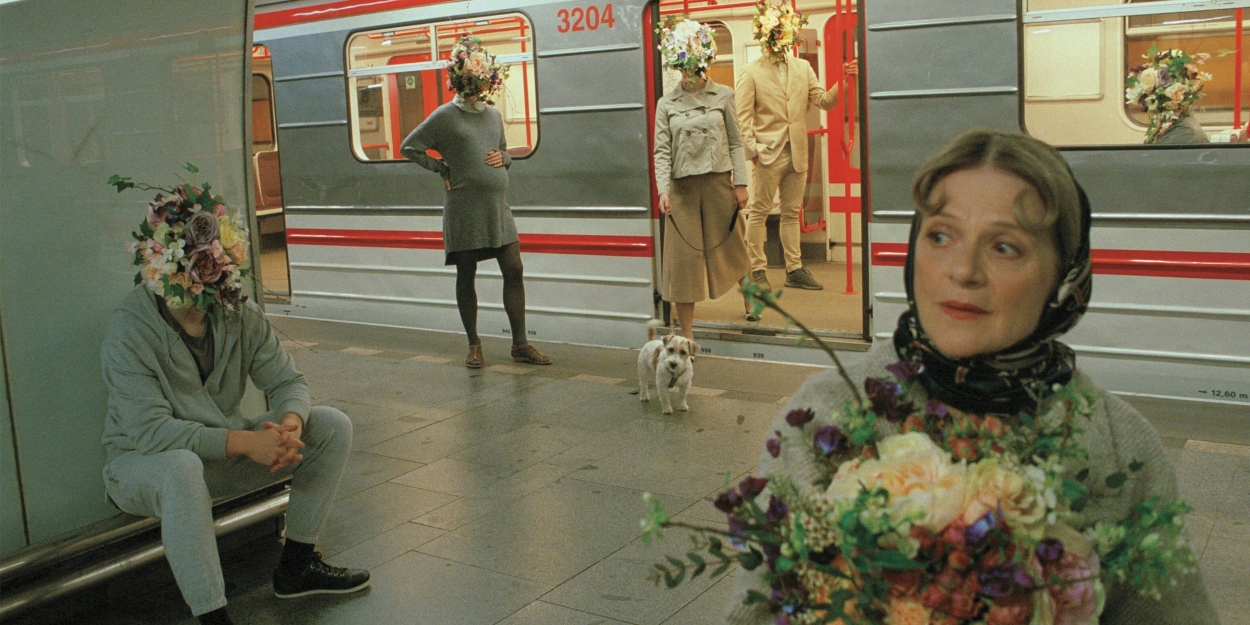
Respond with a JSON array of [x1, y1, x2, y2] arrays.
[[557, 4, 615, 33]]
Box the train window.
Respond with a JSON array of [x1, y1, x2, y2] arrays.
[[1023, 2, 1247, 146], [252, 74, 275, 150], [345, 13, 538, 162]]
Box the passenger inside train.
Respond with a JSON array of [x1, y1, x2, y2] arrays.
[[100, 180, 370, 625]]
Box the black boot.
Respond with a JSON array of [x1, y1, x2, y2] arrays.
[[198, 607, 234, 625], [273, 551, 371, 599]]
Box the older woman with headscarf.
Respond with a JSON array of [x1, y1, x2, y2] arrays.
[[725, 130, 1218, 624]]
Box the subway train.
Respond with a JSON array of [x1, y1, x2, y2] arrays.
[[0, 0, 1245, 619], [251, 0, 1249, 404]]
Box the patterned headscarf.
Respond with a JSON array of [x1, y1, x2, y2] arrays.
[[891, 180, 1093, 416]]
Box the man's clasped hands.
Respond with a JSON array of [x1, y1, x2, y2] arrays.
[[225, 413, 306, 473]]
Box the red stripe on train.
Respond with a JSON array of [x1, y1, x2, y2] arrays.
[[869, 243, 1250, 280], [285, 228, 654, 257], [255, 0, 447, 30]]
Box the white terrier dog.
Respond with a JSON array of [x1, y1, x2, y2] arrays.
[[638, 334, 697, 414]]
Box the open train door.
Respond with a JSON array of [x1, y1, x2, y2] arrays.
[[250, 44, 292, 302], [820, 0, 868, 335], [652, 0, 869, 365]]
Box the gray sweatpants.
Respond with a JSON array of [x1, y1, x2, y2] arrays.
[[103, 406, 352, 616]]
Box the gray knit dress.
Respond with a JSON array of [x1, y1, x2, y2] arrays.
[[400, 101, 518, 264]]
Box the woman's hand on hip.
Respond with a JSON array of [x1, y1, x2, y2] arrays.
[[658, 193, 672, 215], [485, 150, 505, 168], [733, 185, 749, 210]]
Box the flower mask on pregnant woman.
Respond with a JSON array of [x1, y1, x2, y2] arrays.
[[446, 36, 509, 105]]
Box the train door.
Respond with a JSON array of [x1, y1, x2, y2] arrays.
[[655, 0, 868, 362], [251, 44, 291, 301]]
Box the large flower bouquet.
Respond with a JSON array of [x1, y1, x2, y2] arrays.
[[640, 290, 1197, 625], [656, 17, 717, 79], [446, 36, 509, 105], [752, 1, 807, 56], [1125, 46, 1211, 143], [109, 164, 251, 313]]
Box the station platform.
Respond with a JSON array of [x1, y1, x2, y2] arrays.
[[12, 316, 1250, 625]]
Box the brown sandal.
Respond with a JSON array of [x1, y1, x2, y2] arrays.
[[510, 343, 552, 365], [465, 344, 484, 369]]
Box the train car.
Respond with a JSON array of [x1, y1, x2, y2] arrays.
[[253, 0, 1248, 407]]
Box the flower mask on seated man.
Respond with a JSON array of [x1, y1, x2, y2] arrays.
[[1125, 46, 1212, 143], [752, 0, 807, 57], [656, 17, 717, 84], [111, 165, 251, 313], [446, 36, 509, 105]]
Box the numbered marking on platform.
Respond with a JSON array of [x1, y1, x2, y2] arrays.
[[1202, 388, 1249, 400], [752, 352, 765, 359], [557, 4, 615, 33]]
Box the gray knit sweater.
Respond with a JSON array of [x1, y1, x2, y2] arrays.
[[100, 286, 310, 464], [726, 340, 1219, 625], [400, 102, 518, 257]]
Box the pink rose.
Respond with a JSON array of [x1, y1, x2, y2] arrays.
[[985, 595, 1034, 625], [183, 211, 220, 248], [1047, 551, 1100, 625], [187, 245, 225, 284]]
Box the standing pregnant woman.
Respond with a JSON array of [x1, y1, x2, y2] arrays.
[[653, 18, 752, 337], [401, 36, 550, 368]]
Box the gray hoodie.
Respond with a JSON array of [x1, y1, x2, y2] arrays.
[[100, 285, 310, 464]]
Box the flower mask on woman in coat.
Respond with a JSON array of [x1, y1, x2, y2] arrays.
[[112, 166, 251, 313], [657, 17, 718, 84]]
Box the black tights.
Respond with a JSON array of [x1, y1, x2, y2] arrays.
[[455, 242, 527, 346]]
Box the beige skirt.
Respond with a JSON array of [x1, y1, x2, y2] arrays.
[[662, 172, 751, 304]]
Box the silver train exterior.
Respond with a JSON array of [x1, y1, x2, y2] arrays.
[[254, 0, 1250, 406]]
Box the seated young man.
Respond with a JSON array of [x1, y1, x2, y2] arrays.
[[100, 189, 369, 625]]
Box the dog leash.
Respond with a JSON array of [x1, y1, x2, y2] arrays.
[[664, 206, 742, 254]]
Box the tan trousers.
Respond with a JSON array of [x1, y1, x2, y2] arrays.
[[663, 172, 750, 303], [745, 146, 807, 273]]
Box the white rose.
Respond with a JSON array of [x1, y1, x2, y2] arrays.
[[1137, 68, 1158, 90]]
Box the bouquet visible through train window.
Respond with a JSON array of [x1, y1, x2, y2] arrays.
[[345, 13, 538, 162], [1022, 2, 1247, 147]]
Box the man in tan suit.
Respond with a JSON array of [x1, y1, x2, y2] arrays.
[[736, 46, 856, 292]]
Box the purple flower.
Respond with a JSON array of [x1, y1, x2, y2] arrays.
[[925, 399, 947, 419], [885, 361, 920, 383], [978, 562, 1036, 598], [713, 488, 743, 513], [1036, 537, 1065, 565], [765, 495, 789, 524], [728, 518, 747, 549], [812, 425, 847, 456], [964, 509, 1003, 553], [763, 542, 781, 570], [785, 408, 814, 428], [864, 377, 913, 422], [766, 437, 781, 458], [774, 614, 790, 625], [738, 476, 770, 499]]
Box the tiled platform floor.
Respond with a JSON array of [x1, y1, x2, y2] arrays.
[[15, 317, 1250, 625]]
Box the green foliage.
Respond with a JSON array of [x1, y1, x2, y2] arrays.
[[1089, 496, 1197, 600]]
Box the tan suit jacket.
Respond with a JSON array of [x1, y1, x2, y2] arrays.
[[735, 54, 838, 173]]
